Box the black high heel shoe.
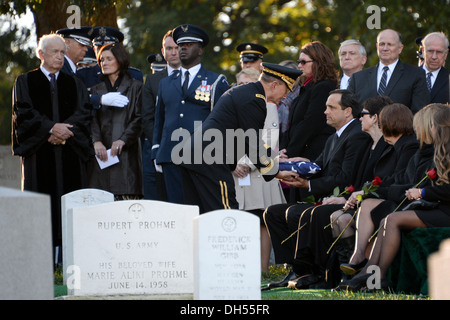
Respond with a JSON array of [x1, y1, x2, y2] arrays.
[[338, 273, 371, 292], [340, 259, 368, 275]]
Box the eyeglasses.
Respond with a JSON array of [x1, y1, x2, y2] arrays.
[[297, 60, 314, 65], [359, 110, 371, 117]]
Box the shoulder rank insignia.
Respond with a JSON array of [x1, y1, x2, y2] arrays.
[[255, 93, 266, 103]]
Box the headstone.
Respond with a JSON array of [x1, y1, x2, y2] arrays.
[[193, 209, 261, 300], [66, 200, 199, 296], [0, 145, 21, 190], [61, 188, 114, 284], [428, 238, 450, 300], [0, 187, 53, 300]]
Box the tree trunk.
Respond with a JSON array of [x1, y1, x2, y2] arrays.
[[30, 0, 118, 41]]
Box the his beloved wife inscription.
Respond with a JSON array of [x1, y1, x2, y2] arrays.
[[66, 200, 198, 296]]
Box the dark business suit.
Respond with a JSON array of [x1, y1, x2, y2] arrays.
[[152, 66, 228, 204], [348, 60, 430, 113], [142, 69, 169, 200], [428, 67, 449, 104], [264, 119, 371, 264]]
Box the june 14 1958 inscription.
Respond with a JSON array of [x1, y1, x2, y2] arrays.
[[66, 200, 199, 296]]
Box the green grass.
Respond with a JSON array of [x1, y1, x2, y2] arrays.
[[260, 265, 429, 300], [53, 264, 429, 300]]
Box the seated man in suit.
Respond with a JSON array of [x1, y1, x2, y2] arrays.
[[420, 32, 449, 104], [348, 29, 430, 114], [263, 89, 371, 288]]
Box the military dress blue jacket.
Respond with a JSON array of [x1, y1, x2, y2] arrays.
[[152, 66, 228, 164]]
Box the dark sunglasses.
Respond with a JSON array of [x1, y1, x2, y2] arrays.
[[297, 60, 314, 65], [359, 110, 371, 117]]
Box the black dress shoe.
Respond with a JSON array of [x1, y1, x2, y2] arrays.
[[288, 274, 320, 290], [340, 259, 367, 275], [338, 273, 371, 292], [262, 270, 299, 290]]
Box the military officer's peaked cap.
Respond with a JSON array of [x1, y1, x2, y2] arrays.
[[91, 26, 124, 46], [262, 62, 303, 91], [172, 24, 209, 47], [56, 26, 94, 47], [236, 43, 268, 62], [147, 53, 167, 72]]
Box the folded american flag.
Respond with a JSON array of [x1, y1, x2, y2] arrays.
[[279, 161, 321, 178]]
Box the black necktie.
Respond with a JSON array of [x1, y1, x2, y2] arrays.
[[183, 70, 190, 94], [49, 73, 59, 121], [378, 66, 389, 95]]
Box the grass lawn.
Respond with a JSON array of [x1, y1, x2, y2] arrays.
[[54, 265, 429, 300]]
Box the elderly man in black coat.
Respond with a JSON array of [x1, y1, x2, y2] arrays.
[[12, 33, 93, 258]]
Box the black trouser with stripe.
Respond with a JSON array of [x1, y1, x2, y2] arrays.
[[180, 164, 238, 214]]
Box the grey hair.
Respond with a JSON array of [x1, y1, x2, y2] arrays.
[[422, 32, 449, 50], [35, 33, 66, 58], [339, 39, 367, 57]]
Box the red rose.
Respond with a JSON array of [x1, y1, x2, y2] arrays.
[[372, 176, 382, 186], [427, 168, 437, 180], [345, 185, 355, 193]]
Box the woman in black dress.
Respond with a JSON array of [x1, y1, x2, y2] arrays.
[[340, 105, 450, 291]]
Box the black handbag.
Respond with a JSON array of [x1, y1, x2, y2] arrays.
[[402, 199, 439, 211]]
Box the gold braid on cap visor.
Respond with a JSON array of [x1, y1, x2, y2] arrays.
[[240, 50, 263, 55], [263, 67, 294, 91]]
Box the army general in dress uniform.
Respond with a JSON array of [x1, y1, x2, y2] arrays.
[[151, 24, 229, 204], [178, 63, 303, 213]]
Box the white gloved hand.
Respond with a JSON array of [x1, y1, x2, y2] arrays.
[[154, 160, 163, 173], [101, 92, 129, 108]]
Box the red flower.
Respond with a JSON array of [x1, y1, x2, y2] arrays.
[[345, 185, 355, 193], [427, 168, 437, 180], [372, 176, 382, 186]]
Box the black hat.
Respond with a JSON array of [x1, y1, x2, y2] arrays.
[[172, 24, 209, 47], [147, 53, 167, 72], [91, 26, 124, 46], [262, 62, 303, 91], [56, 26, 94, 47], [236, 43, 268, 62]]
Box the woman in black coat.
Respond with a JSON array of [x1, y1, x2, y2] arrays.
[[340, 105, 450, 291], [278, 41, 338, 202]]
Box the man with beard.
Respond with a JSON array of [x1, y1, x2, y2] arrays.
[[152, 24, 229, 204]]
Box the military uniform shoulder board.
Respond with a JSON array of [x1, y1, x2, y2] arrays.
[[255, 93, 266, 103]]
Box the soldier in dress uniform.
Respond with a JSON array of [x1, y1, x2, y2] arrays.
[[56, 26, 94, 76], [76, 26, 143, 109], [147, 53, 167, 73], [151, 24, 229, 204], [236, 42, 268, 72], [178, 63, 303, 213]]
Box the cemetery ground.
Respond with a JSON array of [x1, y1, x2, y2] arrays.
[[53, 265, 428, 300]]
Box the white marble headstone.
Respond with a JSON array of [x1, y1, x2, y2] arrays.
[[66, 200, 199, 296], [61, 188, 114, 284], [194, 209, 261, 300], [0, 187, 53, 299]]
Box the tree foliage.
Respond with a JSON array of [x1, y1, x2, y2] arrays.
[[0, 0, 449, 144]]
